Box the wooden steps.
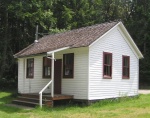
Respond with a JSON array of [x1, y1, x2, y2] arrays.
[[12, 93, 73, 108], [12, 99, 42, 107]]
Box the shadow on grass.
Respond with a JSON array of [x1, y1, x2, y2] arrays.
[[36, 96, 140, 112], [0, 104, 23, 113], [0, 90, 140, 114], [0, 90, 25, 114], [0, 95, 14, 104], [35, 100, 85, 112]]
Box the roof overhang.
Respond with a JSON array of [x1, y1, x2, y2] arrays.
[[118, 22, 144, 59], [47, 47, 70, 55]]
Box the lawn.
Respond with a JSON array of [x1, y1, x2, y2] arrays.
[[0, 91, 150, 118]]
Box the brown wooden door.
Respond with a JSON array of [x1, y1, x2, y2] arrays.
[[54, 59, 62, 94]]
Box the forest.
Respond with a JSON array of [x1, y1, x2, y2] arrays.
[[0, 0, 150, 89]]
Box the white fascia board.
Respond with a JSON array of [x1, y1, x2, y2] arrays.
[[89, 22, 121, 47], [47, 47, 70, 55], [119, 22, 144, 59]]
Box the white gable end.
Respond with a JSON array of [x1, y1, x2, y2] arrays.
[[88, 26, 139, 100], [89, 22, 143, 59]]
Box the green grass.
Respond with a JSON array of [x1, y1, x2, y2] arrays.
[[1, 91, 150, 118]]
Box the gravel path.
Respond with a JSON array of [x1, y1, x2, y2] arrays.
[[139, 90, 150, 94]]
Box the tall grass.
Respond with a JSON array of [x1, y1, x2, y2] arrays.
[[0, 91, 150, 118]]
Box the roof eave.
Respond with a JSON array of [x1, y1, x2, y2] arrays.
[[14, 52, 47, 59], [13, 43, 35, 58], [89, 22, 120, 47], [119, 22, 144, 59]]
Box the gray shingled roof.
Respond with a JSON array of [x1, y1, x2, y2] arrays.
[[14, 21, 119, 58]]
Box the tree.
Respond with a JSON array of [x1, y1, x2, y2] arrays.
[[0, 0, 57, 89], [0, 0, 150, 89], [125, 0, 150, 85]]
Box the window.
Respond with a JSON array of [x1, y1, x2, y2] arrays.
[[122, 56, 130, 79], [26, 58, 34, 78], [63, 53, 74, 78], [103, 52, 112, 79], [43, 57, 51, 78]]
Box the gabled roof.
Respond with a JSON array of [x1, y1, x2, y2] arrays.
[[14, 21, 118, 58], [88, 22, 144, 59], [14, 21, 143, 59]]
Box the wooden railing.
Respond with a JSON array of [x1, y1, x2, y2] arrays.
[[39, 80, 52, 107]]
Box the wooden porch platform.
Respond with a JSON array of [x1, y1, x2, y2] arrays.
[[12, 93, 74, 107], [25, 93, 74, 100], [47, 94, 74, 100]]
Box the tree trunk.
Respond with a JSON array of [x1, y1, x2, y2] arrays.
[[0, 7, 8, 78]]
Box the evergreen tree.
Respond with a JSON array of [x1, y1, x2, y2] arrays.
[[0, 0, 150, 89]]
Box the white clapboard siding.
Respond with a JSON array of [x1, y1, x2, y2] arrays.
[[18, 47, 89, 99], [55, 47, 89, 99], [18, 58, 24, 93], [18, 56, 52, 94], [89, 26, 139, 100]]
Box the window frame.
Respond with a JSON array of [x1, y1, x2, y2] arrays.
[[122, 55, 130, 79], [43, 57, 51, 78], [103, 52, 112, 79], [26, 58, 34, 78], [63, 53, 74, 78]]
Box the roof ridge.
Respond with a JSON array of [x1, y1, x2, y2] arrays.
[[14, 21, 119, 58], [40, 21, 119, 40]]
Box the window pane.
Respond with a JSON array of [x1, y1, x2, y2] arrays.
[[47, 67, 50, 76], [108, 55, 111, 65], [65, 68, 70, 75], [123, 67, 129, 77], [122, 56, 130, 78], [27, 58, 34, 78], [43, 57, 51, 78], [124, 57, 129, 67], [45, 67, 48, 76], [30, 61, 33, 67], [104, 54, 111, 65], [108, 66, 111, 76], [104, 66, 107, 75], [104, 55, 107, 64], [63, 53, 74, 78], [44, 57, 47, 66], [103, 52, 112, 78], [28, 61, 31, 67], [29, 68, 32, 76], [104, 65, 111, 76]]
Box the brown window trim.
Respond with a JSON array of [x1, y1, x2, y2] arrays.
[[26, 58, 34, 78], [122, 55, 130, 79], [43, 57, 51, 79], [103, 52, 112, 79], [63, 53, 74, 78]]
